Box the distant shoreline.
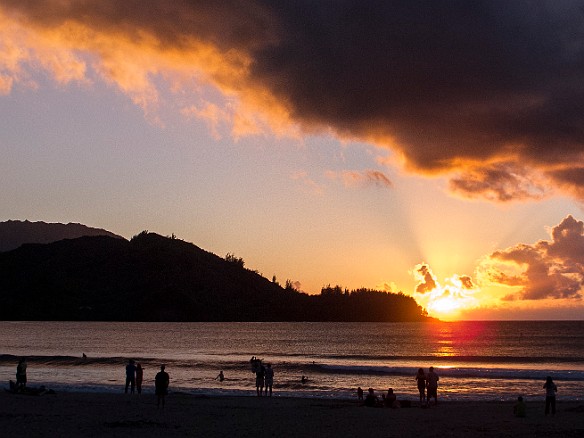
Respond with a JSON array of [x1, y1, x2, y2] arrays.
[[2, 391, 583, 437]]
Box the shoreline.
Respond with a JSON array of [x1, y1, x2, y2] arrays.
[[2, 390, 583, 437]]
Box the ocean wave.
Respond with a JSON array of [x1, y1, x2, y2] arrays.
[[319, 354, 584, 364], [319, 364, 584, 381], [2, 354, 583, 382]]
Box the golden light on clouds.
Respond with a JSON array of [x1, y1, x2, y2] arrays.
[[3, 2, 584, 203], [413, 264, 479, 320], [410, 215, 584, 320], [0, 4, 297, 138]]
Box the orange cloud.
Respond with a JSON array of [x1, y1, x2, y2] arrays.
[[414, 263, 437, 294], [2, 1, 584, 202], [480, 215, 584, 300], [449, 162, 549, 202]]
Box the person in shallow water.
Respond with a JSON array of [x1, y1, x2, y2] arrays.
[[215, 370, 225, 382]]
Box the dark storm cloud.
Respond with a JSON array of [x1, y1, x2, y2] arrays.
[[248, 1, 584, 176], [3, 1, 584, 200], [486, 215, 584, 300]]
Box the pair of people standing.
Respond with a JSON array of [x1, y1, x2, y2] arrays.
[[255, 362, 274, 396], [415, 366, 439, 406], [124, 359, 144, 394]]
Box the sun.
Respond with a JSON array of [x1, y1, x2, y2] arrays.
[[427, 293, 462, 315], [413, 265, 480, 320], [424, 283, 479, 320]]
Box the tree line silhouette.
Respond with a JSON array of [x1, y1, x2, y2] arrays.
[[0, 232, 431, 322]]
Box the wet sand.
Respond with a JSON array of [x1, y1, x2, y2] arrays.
[[1, 390, 583, 437]]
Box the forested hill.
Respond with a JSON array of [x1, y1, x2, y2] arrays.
[[0, 220, 123, 252], [0, 232, 430, 322]]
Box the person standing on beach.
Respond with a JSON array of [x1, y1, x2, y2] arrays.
[[255, 362, 266, 396], [125, 359, 136, 394], [155, 365, 170, 408], [426, 366, 439, 406], [16, 358, 27, 391], [415, 368, 427, 405], [264, 363, 274, 396], [135, 363, 144, 394], [543, 376, 557, 416]]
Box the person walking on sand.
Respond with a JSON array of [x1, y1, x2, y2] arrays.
[[155, 365, 170, 408], [543, 376, 557, 416], [16, 358, 27, 392], [426, 366, 439, 406], [125, 359, 136, 394], [264, 363, 274, 396], [136, 363, 144, 394], [415, 368, 427, 405]]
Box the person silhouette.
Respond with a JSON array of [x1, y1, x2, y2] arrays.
[[16, 358, 27, 392], [155, 365, 170, 408], [543, 376, 557, 416], [125, 359, 136, 394], [264, 364, 274, 396], [136, 363, 144, 394], [364, 387, 379, 407], [514, 396, 526, 417], [415, 368, 427, 405], [357, 386, 364, 400], [215, 370, 225, 382], [384, 388, 400, 408], [426, 366, 439, 406], [255, 363, 266, 396]]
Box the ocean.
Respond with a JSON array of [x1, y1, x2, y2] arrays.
[[1, 321, 583, 401]]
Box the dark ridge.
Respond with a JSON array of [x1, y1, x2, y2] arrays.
[[0, 231, 430, 322], [0, 220, 124, 252]]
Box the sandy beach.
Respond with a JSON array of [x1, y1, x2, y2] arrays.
[[1, 390, 583, 437]]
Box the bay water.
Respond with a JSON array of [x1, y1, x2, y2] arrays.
[[1, 321, 582, 401]]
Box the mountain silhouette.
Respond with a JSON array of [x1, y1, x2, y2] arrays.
[[0, 231, 430, 322], [0, 220, 123, 252]]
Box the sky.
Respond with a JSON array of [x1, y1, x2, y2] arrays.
[[1, 1, 584, 320]]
